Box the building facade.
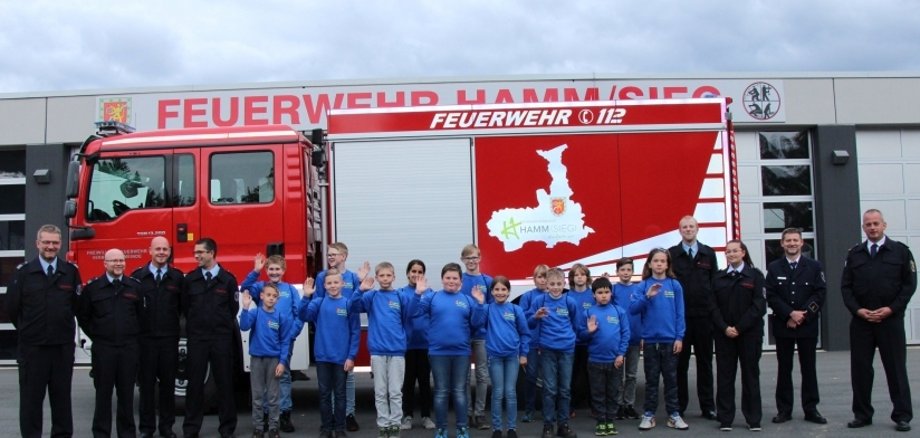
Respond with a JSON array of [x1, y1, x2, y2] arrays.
[[1, 73, 918, 365]]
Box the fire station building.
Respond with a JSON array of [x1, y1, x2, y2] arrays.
[[1, 73, 918, 364]]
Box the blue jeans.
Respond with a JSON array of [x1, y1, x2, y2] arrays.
[[429, 355, 470, 430], [643, 342, 679, 416], [316, 362, 346, 433], [488, 355, 520, 431], [541, 349, 574, 427], [523, 347, 541, 412]]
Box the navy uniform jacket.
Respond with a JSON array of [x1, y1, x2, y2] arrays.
[[5, 257, 82, 346], [765, 256, 826, 338], [182, 266, 239, 340], [841, 238, 917, 316], [131, 264, 184, 338], [669, 243, 719, 318], [710, 264, 766, 337], [78, 275, 143, 346]]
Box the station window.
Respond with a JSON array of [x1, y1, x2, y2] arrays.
[[209, 152, 274, 205], [86, 156, 167, 221], [0, 149, 25, 320]]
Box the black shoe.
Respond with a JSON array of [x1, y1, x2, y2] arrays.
[[542, 425, 555, 438], [556, 423, 577, 438], [252, 432, 264, 438], [279, 410, 294, 433], [772, 412, 792, 424], [615, 405, 626, 420], [476, 415, 490, 430], [491, 431, 503, 438], [161, 433, 179, 438], [346, 414, 359, 432], [702, 410, 718, 421], [896, 420, 911, 432], [507, 430, 518, 438], [847, 418, 872, 428], [624, 405, 640, 420], [267, 430, 281, 438], [804, 411, 827, 424]]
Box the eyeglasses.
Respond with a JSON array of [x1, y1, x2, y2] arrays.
[[193, 250, 211, 255], [462, 256, 481, 262], [104, 259, 126, 263]]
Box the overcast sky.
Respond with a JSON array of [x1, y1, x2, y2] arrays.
[[1, 0, 918, 94]]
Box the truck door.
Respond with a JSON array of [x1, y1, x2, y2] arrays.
[[170, 151, 199, 269], [198, 145, 284, 277], [79, 150, 174, 271]]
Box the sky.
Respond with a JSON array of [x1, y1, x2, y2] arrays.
[[1, 0, 918, 94]]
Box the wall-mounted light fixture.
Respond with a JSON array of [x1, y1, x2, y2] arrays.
[[32, 168, 51, 184], [831, 150, 850, 166]]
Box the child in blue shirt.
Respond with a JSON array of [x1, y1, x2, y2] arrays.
[[529, 268, 578, 438], [240, 253, 304, 432], [300, 269, 361, 438], [239, 283, 294, 438], [459, 244, 493, 430], [612, 257, 643, 421], [415, 262, 486, 438], [629, 248, 688, 431], [398, 260, 436, 431], [517, 264, 549, 423], [352, 262, 420, 437], [567, 263, 594, 416], [484, 276, 531, 438], [578, 276, 630, 436]]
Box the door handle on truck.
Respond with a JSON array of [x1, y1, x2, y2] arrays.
[[177, 223, 188, 243]]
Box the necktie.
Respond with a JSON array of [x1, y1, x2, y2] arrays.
[[155, 268, 163, 284], [688, 248, 694, 258], [790, 261, 797, 271], [730, 270, 738, 277], [113, 278, 121, 287], [205, 272, 213, 282], [47, 264, 54, 277], [870, 243, 878, 258]]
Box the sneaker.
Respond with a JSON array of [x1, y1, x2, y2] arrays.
[[557, 423, 577, 438], [433, 428, 448, 438], [667, 414, 689, 430], [378, 427, 389, 438], [507, 430, 518, 438], [491, 431, 503, 438], [542, 425, 556, 438], [389, 425, 401, 437], [522, 411, 535, 423], [252, 431, 265, 438], [595, 421, 607, 436], [748, 424, 762, 432], [456, 426, 470, 438], [346, 414, 360, 432], [401, 416, 413, 430], [280, 410, 295, 433], [421, 417, 436, 430], [720, 424, 732, 431], [476, 415, 490, 430], [606, 421, 618, 435], [267, 430, 281, 438], [615, 406, 626, 420], [624, 406, 640, 420], [639, 415, 656, 430]]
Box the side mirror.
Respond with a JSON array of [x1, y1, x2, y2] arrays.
[[63, 199, 76, 219], [65, 161, 80, 198]]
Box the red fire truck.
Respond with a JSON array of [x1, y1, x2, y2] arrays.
[[63, 97, 737, 402]]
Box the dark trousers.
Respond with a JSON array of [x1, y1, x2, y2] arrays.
[[138, 336, 179, 436], [677, 316, 715, 414], [850, 316, 913, 423], [774, 336, 819, 415], [588, 361, 622, 421], [316, 361, 347, 432], [92, 341, 139, 438], [183, 337, 237, 437], [18, 342, 74, 438], [571, 345, 590, 410], [643, 342, 679, 416], [402, 348, 432, 418], [714, 332, 762, 426]]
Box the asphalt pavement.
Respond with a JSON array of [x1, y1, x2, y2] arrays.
[[1, 349, 918, 437]]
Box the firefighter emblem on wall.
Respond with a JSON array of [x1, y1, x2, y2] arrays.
[[99, 97, 132, 124], [743, 82, 780, 121]]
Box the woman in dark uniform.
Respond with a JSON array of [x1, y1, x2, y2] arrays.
[[711, 240, 766, 431]]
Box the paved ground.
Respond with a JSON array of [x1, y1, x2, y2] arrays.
[[1, 349, 919, 437]]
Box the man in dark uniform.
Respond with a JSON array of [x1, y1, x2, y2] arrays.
[[841, 209, 916, 432], [132, 236, 183, 438], [668, 215, 718, 419], [182, 237, 239, 438], [78, 248, 143, 438], [765, 227, 827, 424], [6, 224, 82, 438]]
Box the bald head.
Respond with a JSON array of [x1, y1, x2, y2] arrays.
[[149, 236, 172, 268], [104, 248, 126, 277]]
